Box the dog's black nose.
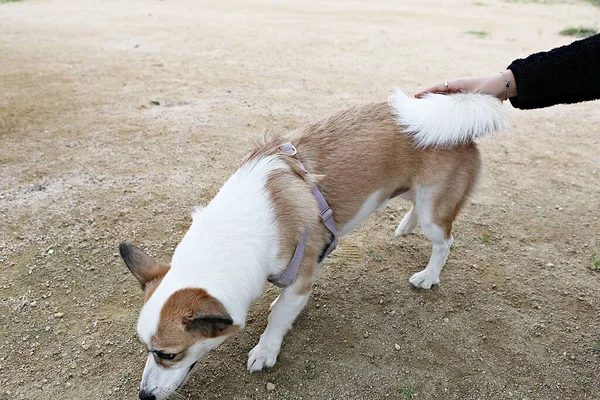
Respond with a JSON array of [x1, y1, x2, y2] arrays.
[[139, 390, 156, 400]]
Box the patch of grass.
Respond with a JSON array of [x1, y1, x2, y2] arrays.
[[559, 26, 598, 38], [367, 248, 383, 262], [592, 253, 600, 271], [593, 339, 600, 352], [395, 387, 416, 400], [479, 232, 490, 244], [466, 30, 490, 37], [339, 259, 348, 266], [536, 209, 546, 219], [507, 0, 599, 3], [0, 0, 23, 3], [505, 0, 553, 4]]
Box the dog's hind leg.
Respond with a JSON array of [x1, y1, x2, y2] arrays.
[[394, 205, 418, 237], [247, 279, 313, 372], [408, 186, 454, 289], [408, 150, 480, 290]]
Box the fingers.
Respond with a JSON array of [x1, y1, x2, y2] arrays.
[[414, 82, 462, 98], [415, 84, 446, 98]]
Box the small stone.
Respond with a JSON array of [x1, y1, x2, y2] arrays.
[[443, 317, 449, 323], [394, 344, 401, 351], [54, 312, 64, 318], [363, 332, 369, 338], [48, 249, 54, 255], [266, 382, 276, 391], [30, 184, 44, 192], [545, 263, 554, 267]]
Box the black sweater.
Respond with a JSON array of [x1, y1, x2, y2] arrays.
[[507, 34, 600, 109]]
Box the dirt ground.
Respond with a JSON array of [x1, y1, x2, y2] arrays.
[[1, 0, 599, 399]]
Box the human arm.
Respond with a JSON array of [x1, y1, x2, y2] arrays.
[[507, 33, 600, 109], [414, 70, 517, 100], [415, 34, 600, 109]]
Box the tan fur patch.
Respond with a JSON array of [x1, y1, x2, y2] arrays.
[[151, 288, 238, 365], [426, 145, 482, 238]]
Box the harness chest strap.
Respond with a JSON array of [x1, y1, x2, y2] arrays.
[[267, 143, 338, 288]]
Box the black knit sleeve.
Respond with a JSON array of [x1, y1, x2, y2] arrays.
[[507, 34, 600, 109]]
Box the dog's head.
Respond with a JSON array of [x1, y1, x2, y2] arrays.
[[119, 242, 238, 400]]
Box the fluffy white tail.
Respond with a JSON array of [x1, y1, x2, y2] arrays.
[[388, 90, 510, 148]]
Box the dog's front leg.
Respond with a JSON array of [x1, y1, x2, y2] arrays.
[[247, 284, 311, 372]]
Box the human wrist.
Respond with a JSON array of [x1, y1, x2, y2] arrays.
[[503, 69, 517, 98]]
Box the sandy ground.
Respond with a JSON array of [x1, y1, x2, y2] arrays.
[[1, 0, 599, 399]]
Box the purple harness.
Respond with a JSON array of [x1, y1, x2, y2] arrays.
[[267, 143, 338, 288]]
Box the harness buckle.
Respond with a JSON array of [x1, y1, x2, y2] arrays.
[[320, 207, 333, 222], [279, 143, 297, 156]]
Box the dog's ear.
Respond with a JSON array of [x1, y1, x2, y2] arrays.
[[184, 314, 234, 337], [183, 293, 234, 337], [119, 242, 168, 290]]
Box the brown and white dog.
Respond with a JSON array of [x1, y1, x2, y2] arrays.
[[119, 90, 508, 400]]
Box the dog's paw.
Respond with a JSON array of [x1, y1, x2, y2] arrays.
[[247, 343, 279, 372], [409, 270, 439, 289]]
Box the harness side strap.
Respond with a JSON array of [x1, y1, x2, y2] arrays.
[[267, 224, 309, 288], [268, 142, 339, 288], [310, 184, 338, 258]]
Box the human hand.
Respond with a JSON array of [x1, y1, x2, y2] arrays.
[[415, 70, 517, 101]]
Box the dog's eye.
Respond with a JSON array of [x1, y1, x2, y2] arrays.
[[154, 351, 177, 360]]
